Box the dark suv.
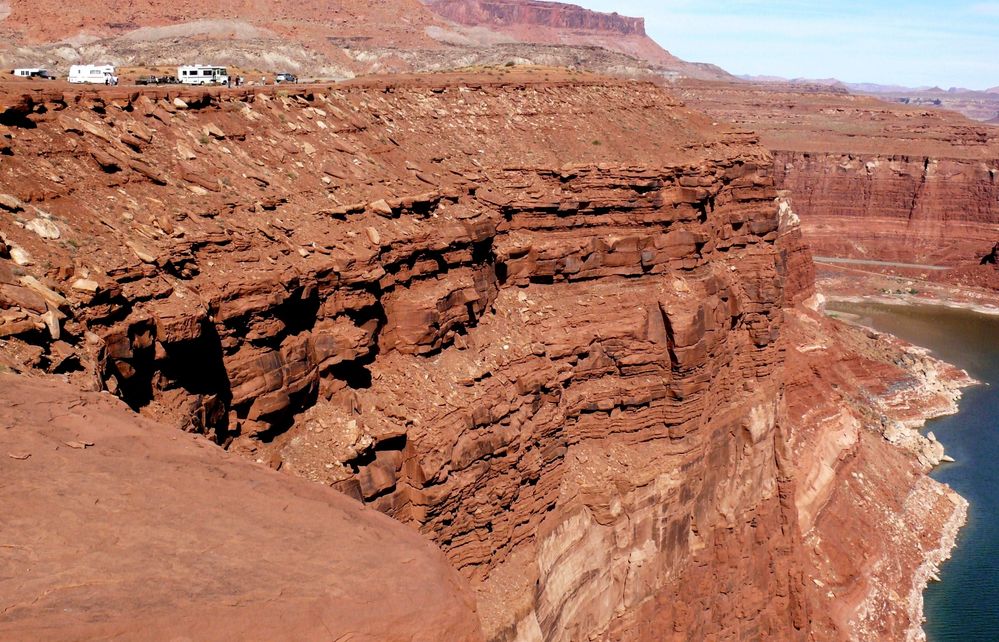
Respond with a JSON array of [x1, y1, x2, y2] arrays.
[[136, 75, 178, 86]]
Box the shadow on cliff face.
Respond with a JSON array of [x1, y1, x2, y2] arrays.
[[980, 241, 999, 265], [105, 317, 234, 439]]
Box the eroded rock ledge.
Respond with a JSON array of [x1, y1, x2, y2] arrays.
[[0, 76, 970, 641], [0, 78, 809, 640]]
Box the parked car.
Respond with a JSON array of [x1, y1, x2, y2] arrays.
[[136, 75, 178, 86], [275, 73, 298, 84]]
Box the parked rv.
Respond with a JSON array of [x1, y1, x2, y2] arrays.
[[12, 68, 55, 80], [69, 65, 118, 85], [177, 65, 229, 85]]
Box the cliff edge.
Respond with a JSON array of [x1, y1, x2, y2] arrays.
[[0, 72, 974, 640]]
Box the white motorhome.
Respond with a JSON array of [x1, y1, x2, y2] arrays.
[[178, 65, 229, 85], [12, 68, 54, 79], [69, 65, 118, 85]]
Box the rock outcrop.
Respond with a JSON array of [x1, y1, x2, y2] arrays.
[[0, 72, 975, 641], [428, 0, 647, 36], [424, 0, 732, 79], [0, 75, 811, 640]]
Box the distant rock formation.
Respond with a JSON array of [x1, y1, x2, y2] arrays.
[[681, 81, 999, 271], [423, 0, 733, 79], [0, 0, 731, 80], [427, 0, 647, 35]]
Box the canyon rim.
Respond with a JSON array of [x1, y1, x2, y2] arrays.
[[0, 1, 997, 640]]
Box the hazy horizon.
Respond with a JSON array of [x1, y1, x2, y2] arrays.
[[577, 0, 999, 90]]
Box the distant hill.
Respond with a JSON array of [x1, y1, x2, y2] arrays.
[[423, 0, 733, 79], [739, 74, 999, 122], [0, 0, 733, 81]]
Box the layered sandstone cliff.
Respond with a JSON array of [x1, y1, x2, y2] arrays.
[[427, 0, 647, 36], [0, 75, 810, 639], [0, 73, 973, 641], [774, 153, 999, 265], [782, 305, 971, 640], [681, 81, 999, 273], [424, 0, 731, 79]]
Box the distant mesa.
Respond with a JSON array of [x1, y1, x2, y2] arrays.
[[423, 0, 733, 79], [425, 0, 647, 36], [738, 74, 999, 122]]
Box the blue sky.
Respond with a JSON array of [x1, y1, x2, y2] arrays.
[[577, 1, 999, 89]]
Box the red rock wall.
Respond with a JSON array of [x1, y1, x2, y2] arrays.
[[774, 151, 999, 265], [782, 307, 971, 640], [678, 81, 999, 269], [0, 76, 973, 642], [775, 195, 816, 305], [427, 0, 646, 35], [421, 0, 716, 76], [0, 79, 811, 639]]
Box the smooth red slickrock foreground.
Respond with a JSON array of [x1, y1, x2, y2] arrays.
[[0, 73, 974, 640], [0, 375, 482, 641]]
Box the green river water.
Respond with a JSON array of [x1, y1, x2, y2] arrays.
[[826, 301, 999, 641]]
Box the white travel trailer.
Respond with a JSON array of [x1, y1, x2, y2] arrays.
[[177, 65, 229, 85], [69, 65, 118, 85], [12, 68, 54, 79]]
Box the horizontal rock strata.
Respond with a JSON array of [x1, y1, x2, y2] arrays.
[[0, 78, 810, 639], [774, 153, 999, 266], [680, 81, 999, 271], [0, 75, 974, 642], [428, 0, 647, 36]]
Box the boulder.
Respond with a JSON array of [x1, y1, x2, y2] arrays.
[[26, 218, 61, 240]]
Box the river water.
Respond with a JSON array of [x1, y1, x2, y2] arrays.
[[826, 301, 999, 641]]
